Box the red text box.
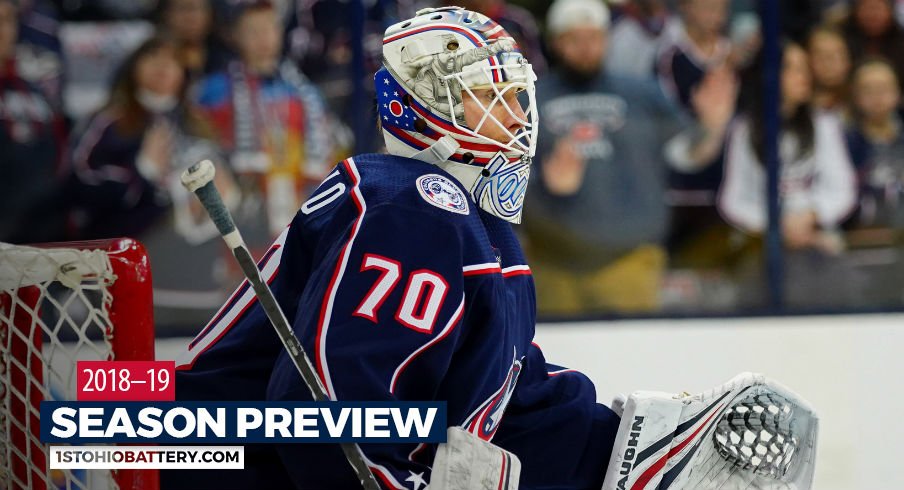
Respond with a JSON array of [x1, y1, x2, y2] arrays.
[[76, 361, 175, 401]]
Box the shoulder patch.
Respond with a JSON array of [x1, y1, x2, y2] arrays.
[[416, 174, 470, 215]]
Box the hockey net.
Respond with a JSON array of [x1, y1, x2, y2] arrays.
[[0, 238, 158, 490]]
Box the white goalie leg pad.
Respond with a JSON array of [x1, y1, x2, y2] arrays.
[[428, 427, 520, 490], [602, 372, 819, 490]]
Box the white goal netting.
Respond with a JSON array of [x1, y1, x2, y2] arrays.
[[0, 240, 156, 490]]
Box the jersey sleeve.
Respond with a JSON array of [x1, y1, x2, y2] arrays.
[[718, 118, 767, 233], [266, 203, 469, 489], [492, 343, 620, 490], [811, 114, 857, 227]]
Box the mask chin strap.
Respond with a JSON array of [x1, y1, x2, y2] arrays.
[[411, 134, 459, 165], [411, 135, 485, 193]]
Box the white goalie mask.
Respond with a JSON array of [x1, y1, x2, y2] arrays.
[[377, 6, 539, 223]]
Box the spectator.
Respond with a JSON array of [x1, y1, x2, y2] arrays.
[[807, 26, 852, 115], [839, 0, 904, 92], [846, 58, 904, 228], [9, 0, 62, 106], [656, 0, 732, 110], [607, 0, 679, 79], [718, 42, 859, 308], [0, 0, 65, 243], [841, 33, 904, 309], [655, 0, 746, 269], [195, 0, 335, 255], [523, 0, 735, 316], [67, 35, 233, 329], [157, 0, 232, 82], [442, 0, 548, 74]]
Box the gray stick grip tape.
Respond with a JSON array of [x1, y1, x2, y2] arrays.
[[193, 181, 237, 237]]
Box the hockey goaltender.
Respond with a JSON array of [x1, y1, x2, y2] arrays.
[[164, 4, 819, 490]]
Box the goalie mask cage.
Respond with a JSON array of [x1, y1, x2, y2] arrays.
[[0, 238, 158, 490]]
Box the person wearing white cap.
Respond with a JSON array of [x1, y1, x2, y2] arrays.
[[522, 0, 736, 316], [546, 0, 612, 36], [545, 0, 611, 81]]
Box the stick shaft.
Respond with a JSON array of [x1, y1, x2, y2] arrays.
[[232, 246, 328, 401]]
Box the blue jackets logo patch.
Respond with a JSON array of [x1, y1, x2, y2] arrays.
[[416, 174, 469, 215], [463, 349, 524, 441]]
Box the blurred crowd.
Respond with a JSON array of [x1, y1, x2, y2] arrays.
[[4, 0, 904, 330]]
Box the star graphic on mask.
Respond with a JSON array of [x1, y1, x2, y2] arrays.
[[393, 91, 399, 96], [384, 78, 390, 85], [406, 471, 427, 490], [383, 92, 388, 97]]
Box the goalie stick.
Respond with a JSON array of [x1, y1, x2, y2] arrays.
[[181, 160, 381, 490]]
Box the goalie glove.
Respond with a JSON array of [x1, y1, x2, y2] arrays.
[[601, 372, 818, 490]]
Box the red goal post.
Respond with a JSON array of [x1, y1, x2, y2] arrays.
[[0, 238, 158, 490]]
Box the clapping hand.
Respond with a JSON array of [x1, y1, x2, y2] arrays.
[[691, 65, 738, 135]]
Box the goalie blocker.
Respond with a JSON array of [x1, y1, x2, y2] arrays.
[[602, 372, 818, 490]]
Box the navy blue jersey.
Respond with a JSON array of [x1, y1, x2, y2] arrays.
[[165, 154, 619, 490]]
